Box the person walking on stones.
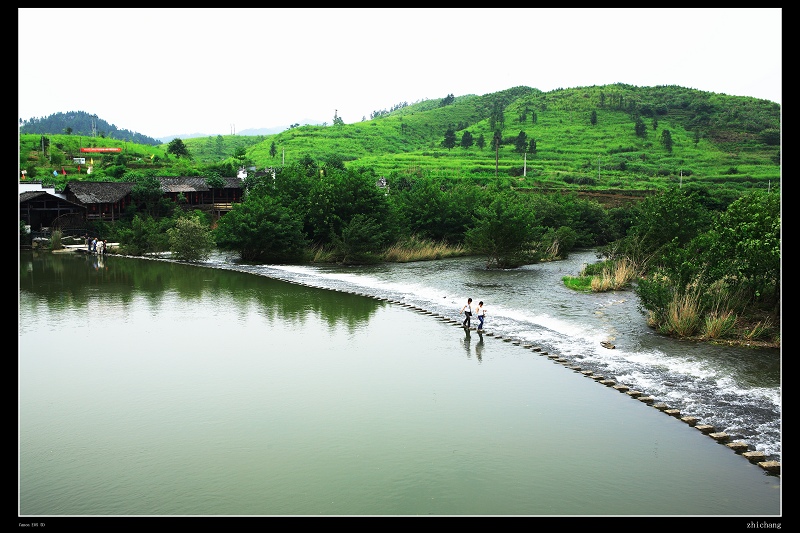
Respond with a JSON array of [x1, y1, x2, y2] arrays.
[[476, 301, 487, 331], [460, 297, 473, 329]]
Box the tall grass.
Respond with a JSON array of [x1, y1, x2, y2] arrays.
[[703, 309, 737, 339], [382, 234, 466, 262], [583, 257, 638, 292], [662, 289, 702, 337]]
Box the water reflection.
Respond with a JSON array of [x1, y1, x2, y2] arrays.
[[19, 251, 383, 331]]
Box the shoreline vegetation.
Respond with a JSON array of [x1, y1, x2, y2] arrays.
[[39, 233, 779, 350]]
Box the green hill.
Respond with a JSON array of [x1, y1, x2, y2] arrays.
[[19, 83, 780, 198]]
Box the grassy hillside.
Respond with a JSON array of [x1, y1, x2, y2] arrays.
[[20, 83, 780, 197]]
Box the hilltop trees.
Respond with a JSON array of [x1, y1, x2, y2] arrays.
[[442, 128, 457, 150], [514, 131, 528, 153], [460, 131, 474, 149], [167, 138, 190, 158], [660, 130, 673, 153]]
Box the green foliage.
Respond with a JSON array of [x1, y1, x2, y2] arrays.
[[466, 191, 543, 268], [621, 189, 713, 265], [634, 116, 647, 137], [695, 190, 780, 309], [634, 190, 780, 333], [167, 214, 216, 262], [116, 214, 173, 255], [514, 131, 528, 153], [214, 194, 308, 263], [131, 175, 176, 218], [167, 138, 190, 158], [460, 131, 474, 149], [330, 214, 387, 264], [442, 128, 456, 150], [305, 166, 394, 247], [19, 111, 161, 145], [660, 129, 673, 152]]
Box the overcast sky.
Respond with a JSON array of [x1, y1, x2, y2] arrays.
[[18, 8, 782, 139]]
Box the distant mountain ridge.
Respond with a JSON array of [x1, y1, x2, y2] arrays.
[[18, 110, 323, 144], [18, 111, 162, 146], [158, 126, 293, 143]]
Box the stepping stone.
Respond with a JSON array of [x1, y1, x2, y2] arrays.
[[726, 441, 749, 452], [709, 432, 729, 442], [758, 461, 780, 474], [743, 451, 766, 463]]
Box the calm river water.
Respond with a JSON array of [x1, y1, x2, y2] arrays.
[[18, 249, 781, 518]]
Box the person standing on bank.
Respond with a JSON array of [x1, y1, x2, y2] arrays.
[[476, 301, 487, 331], [460, 298, 473, 329]]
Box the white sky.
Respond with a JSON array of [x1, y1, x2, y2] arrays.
[[18, 8, 782, 139]]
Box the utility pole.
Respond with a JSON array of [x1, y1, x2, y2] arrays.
[[598, 157, 600, 181], [524, 151, 527, 177]]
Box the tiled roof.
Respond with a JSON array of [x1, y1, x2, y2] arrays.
[[159, 177, 209, 193], [63, 182, 134, 204], [61, 177, 241, 204]]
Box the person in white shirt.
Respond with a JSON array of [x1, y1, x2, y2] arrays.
[[476, 301, 487, 330], [460, 298, 473, 328]]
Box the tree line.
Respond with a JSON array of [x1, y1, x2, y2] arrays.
[[82, 153, 779, 344]]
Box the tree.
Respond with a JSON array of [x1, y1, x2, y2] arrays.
[[305, 167, 393, 247], [131, 175, 174, 218], [465, 192, 542, 268], [660, 130, 674, 153], [206, 171, 225, 205], [270, 140, 277, 158], [167, 138, 190, 158], [514, 131, 528, 153], [167, 213, 215, 262], [476, 133, 486, 150], [590, 110, 597, 126], [652, 117, 659, 130], [214, 193, 308, 262], [493, 130, 502, 176], [333, 110, 344, 126], [528, 139, 537, 155], [460, 131, 474, 149], [331, 213, 387, 264], [442, 128, 457, 150], [698, 191, 780, 310], [634, 117, 647, 138]]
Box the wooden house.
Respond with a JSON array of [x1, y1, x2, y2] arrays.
[[19, 190, 86, 233], [63, 181, 134, 222]]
